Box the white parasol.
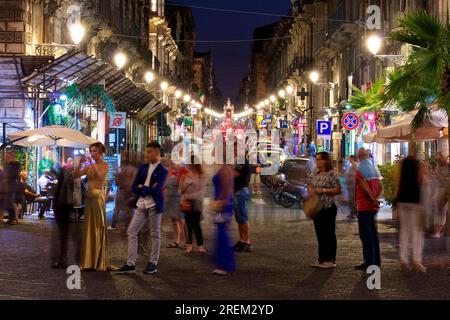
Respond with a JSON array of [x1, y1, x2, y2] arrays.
[[8, 125, 98, 148]]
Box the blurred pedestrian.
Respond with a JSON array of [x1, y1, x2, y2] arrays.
[[51, 159, 79, 269], [180, 156, 206, 253], [346, 155, 358, 220], [431, 152, 448, 238], [354, 148, 383, 271], [166, 163, 188, 249], [395, 156, 427, 273], [3, 150, 21, 225], [210, 153, 236, 275], [232, 142, 252, 252], [307, 151, 342, 269], [108, 158, 137, 231]]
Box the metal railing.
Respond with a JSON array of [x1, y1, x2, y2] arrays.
[[35, 43, 76, 57]]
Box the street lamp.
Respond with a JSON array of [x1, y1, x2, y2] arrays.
[[270, 95, 276, 103], [366, 34, 405, 64], [69, 23, 85, 45], [144, 71, 155, 83], [278, 89, 286, 99], [160, 81, 169, 91], [309, 71, 320, 84], [175, 90, 182, 99], [367, 34, 382, 55], [114, 52, 127, 69], [183, 94, 191, 103], [264, 99, 270, 106], [286, 85, 294, 95]]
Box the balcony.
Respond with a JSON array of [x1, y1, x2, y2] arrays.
[[35, 43, 76, 57], [287, 56, 313, 76], [327, 1, 359, 45]]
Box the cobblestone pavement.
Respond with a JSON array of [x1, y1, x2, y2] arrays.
[[1, 174, 450, 300]]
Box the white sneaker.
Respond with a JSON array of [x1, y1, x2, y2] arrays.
[[213, 269, 228, 276], [107, 226, 116, 231], [310, 260, 321, 268], [318, 262, 337, 269]]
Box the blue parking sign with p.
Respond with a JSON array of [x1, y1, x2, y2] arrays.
[[317, 120, 332, 140]]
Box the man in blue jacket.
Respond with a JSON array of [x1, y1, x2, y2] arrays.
[[115, 142, 168, 274]]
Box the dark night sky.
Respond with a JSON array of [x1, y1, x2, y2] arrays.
[[169, 0, 292, 107]]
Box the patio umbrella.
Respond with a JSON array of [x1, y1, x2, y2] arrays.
[[377, 110, 447, 141], [8, 125, 98, 148]]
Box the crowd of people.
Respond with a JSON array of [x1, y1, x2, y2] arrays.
[[3, 140, 450, 276], [1, 140, 254, 276], [340, 147, 450, 273]]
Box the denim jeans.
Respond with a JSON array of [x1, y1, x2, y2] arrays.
[[357, 211, 381, 266], [233, 187, 250, 224]]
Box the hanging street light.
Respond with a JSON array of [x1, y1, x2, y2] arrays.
[[183, 94, 191, 103], [114, 52, 127, 69], [175, 90, 182, 99], [69, 23, 85, 45], [309, 71, 320, 83], [286, 85, 294, 95], [367, 34, 382, 55], [144, 71, 155, 83], [160, 81, 169, 91]]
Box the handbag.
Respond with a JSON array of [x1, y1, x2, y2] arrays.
[[180, 199, 193, 213], [303, 192, 322, 219], [127, 195, 139, 208]]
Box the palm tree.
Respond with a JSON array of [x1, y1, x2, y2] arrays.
[[383, 11, 449, 135], [383, 10, 450, 234], [348, 78, 385, 112]]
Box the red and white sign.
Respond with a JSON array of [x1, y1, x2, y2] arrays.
[[109, 112, 127, 129], [342, 112, 360, 131]]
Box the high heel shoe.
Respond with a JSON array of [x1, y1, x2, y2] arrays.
[[413, 261, 427, 273]]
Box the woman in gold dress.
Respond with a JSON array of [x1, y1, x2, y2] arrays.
[[75, 142, 110, 271]]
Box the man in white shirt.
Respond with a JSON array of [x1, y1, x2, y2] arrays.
[[115, 142, 169, 274]]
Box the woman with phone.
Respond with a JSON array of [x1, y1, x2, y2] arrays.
[[74, 142, 110, 271]]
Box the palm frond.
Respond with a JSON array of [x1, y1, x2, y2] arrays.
[[395, 11, 444, 45], [410, 105, 431, 133], [348, 79, 385, 112]]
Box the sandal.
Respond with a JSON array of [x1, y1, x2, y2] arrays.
[[166, 242, 180, 248]]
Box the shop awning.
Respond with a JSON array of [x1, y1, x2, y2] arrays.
[[20, 50, 157, 113], [0, 55, 53, 99], [364, 109, 449, 143], [377, 110, 447, 141], [136, 99, 171, 124]]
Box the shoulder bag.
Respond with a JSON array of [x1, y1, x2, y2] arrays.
[[303, 192, 322, 219]]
